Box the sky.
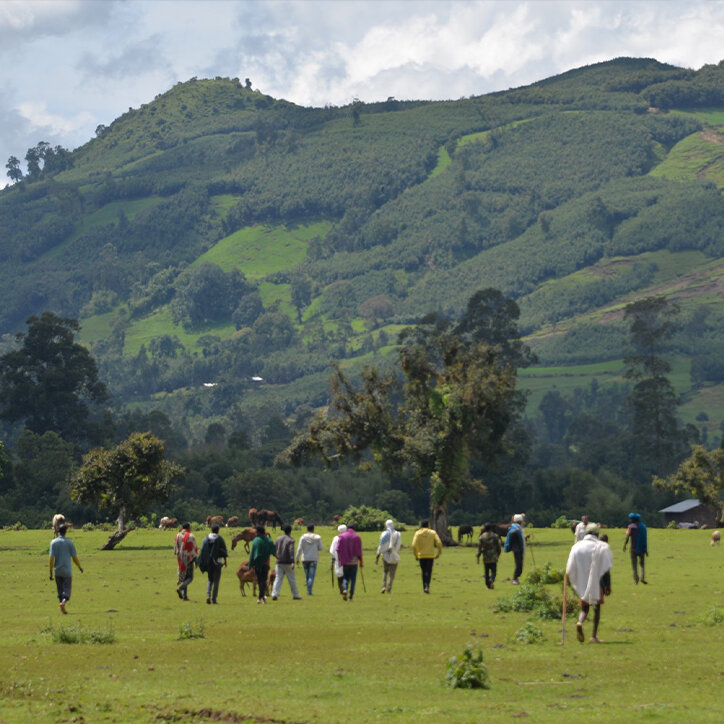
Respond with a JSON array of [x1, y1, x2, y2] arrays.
[[1, 0, 723, 185]]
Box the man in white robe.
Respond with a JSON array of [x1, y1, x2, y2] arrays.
[[566, 522, 613, 643]]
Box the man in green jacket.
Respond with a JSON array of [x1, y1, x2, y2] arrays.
[[248, 527, 276, 604]]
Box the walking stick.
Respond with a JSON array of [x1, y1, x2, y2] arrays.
[[561, 574, 568, 645], [360, 564, 367, 593], [331, 561, 335, 590]]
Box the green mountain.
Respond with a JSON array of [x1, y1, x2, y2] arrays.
[[1, 57, 723, 442]]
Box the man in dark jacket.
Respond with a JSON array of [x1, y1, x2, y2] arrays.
[[200, 525, 228, 604], [271, 524, 301, 600]]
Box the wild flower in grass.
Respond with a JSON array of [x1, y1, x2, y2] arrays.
[[46, 621, 115, 644], [445, 644, 490, 689], [514, 621, 545, 644], [178, 619, 205, 640], [701, 605, 723, 626]]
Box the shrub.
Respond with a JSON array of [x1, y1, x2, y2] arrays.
[[3, 521, 27, 531], [551, 515, 573, 529], [45, 621, 115, 644], [514, 621, 545, 644], [667, 520, 677, 529], [445, 644, 490, 689], [494, 581, 575, 620], [81, 523, 96, 532], [526, 563, 564, 585], [178, 619, 205, 640], [701, 605, 723, 627], [339, 505, 393, 532]]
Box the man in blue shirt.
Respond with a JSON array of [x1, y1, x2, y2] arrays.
[[49, 524, 83, 613]]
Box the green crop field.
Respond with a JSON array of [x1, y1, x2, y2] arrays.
[[2, 526, 721, 723]]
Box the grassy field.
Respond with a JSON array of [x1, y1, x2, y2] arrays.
[[1, 526, 721, 723]]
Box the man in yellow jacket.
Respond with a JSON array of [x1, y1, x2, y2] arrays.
[[411, 520, 443, 594]]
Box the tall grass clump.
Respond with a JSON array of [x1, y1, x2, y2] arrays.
[[494, 581, 574, 620], [701, 605, 723, 626], [514, 621, 545, 644], [178, 619, 205, 640], [45, 621, 115, 644], [445, 644, 490, 689]]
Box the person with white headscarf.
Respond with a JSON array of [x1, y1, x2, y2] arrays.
[[566, 522, 613, 643], [329, 524, 346, 594], [376, 519, 401, 594], [504, 514, 526, 584]]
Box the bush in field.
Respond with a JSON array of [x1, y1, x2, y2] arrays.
[[339, 504, 393, 531], [514, 621, 545, 644], [445, 644, 490, 689], [701, 605, 723, 626], [81, 522, 96, 532], [45, 621, 115, 644], [3, 521, 27, 531], [526, 563, 564, 585], [178, 619, 205, 640], [551, 515, 573, 529], [494, 581, 574, 620]]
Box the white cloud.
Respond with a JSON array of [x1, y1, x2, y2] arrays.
[[1, 0, 723, 186]]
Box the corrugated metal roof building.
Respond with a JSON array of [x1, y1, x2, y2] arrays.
[[658, 498, 717, 528]]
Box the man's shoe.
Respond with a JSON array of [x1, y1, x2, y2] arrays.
[[490, 582, 495, 590], [176, 588, 183, 600], [641, 579, 648, 584], [342, 590, 348, 600], [423, 586, 429, 594], [576, 623, 584, 643], [512, 579, 519, 585], [381, 587, 386, 594], [293, 597, 302, 600], [206, 597, 211, 604], [59, 599, 67, 614]]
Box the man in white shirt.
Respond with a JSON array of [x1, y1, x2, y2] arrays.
[[566, 522, 613, 643], [329, 524, 346, 594], [376, 519, 401, 594], [574, 515, 590, 542], [296, 524, 323, 595]]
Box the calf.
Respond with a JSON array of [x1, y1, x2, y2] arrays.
[[457, 525, 474, 545], [294, 517, 304, 528], [236, 561, 276, 598], [226, 516, 240, 527], [248, 508, 259, 527], [206, 515, 224, 527], [231, 528, 256, 553], [712, 530, 721, 546]]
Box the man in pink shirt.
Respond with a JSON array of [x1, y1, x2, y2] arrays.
[[336, 526, 363, 601]]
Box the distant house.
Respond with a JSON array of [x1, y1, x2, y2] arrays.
[[658, 499, 717, 528]]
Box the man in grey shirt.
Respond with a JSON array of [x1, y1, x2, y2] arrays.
[[271, 524, 301, 600], [49, 524, 83, 613]]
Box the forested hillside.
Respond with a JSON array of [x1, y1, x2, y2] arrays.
[[1, 58, 723, 529]]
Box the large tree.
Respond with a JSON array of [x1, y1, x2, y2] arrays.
[[70, 432, 184, 549], [278, 290, 529, 544], [623, 295, 682, 477], [653, 444, 724, 525], [0, 312, 109, 444]]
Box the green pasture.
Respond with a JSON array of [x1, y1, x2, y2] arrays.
[[649, 129, 724, 188], [195, 221, 331, 279], [2, 526, 721, 723]]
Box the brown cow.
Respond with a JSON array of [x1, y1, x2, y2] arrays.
[[159, 516, 179, 530], [226, 516, 240, 528], [231, 528, 256, 553], [333, 514, 341, 523], [248, 508, 259, 527], [257, 509, 283, 530], [294, 517, 304, 528], [236, 561, 276, 598], [206, 515, 224, 527]]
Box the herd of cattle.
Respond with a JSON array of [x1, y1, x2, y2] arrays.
[[157, 508, 287, 532]]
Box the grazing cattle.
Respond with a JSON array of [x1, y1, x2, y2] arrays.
[[159, 517, 178, 530], [52, 514, 66, 536], [712, 530, 721, 546], [293, 517, 304, 528], [206, 515, 224, 527], [257, 509, 283, 530], [333, 514, 341, 523], [226, 516, 240, 528], [236, 561, 276, 598], [231, 528, 256, 553], [248, 508, 259, 527], [457, 525, 474, 545]]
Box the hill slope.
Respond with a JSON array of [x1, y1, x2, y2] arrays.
[[1, 57, 723, 441]]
